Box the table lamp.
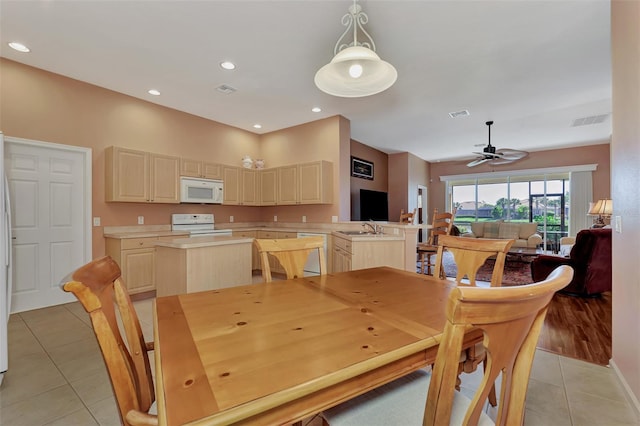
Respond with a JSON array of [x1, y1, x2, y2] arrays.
[[588, 199, 613, 228]]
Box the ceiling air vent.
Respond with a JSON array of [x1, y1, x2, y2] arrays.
[[215, 84, 237, 94], [571, 114, 609, 127], [448, 109, 470, 118]]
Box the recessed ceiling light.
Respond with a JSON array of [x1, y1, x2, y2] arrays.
[[220, 61, 236, 70], [8, 42, 30, 53], [253, 124, 262, 129], [148, 89, 161, 96], [311, 107, 322, 113]]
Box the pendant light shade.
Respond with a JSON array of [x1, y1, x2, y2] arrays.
[[314, 1, 397, 98]]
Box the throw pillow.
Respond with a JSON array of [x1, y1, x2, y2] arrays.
[[470, 222, 485, 237], [519, 222, 538, 239], [484, 221, 501, 238], [499, 222, 521, 240]]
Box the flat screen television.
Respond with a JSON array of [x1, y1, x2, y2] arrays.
[[359, 189, 388, 221]]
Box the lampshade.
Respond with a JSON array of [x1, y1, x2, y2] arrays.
[[314, 1, 397, 98], [588, 199, 613, 216]]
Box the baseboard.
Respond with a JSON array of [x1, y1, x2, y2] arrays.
[[610, 359, 640, 417]]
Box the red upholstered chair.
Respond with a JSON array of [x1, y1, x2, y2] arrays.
[[531, 228, 611, 296]]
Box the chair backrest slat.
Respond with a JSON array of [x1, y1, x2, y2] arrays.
[[254, 237, 326, 282], [434, 235, 515, 287], [425, 265, 573, 425]]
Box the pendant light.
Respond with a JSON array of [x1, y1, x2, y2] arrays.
[[314, 0, 397, 98]]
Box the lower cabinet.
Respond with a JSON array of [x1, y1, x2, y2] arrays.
[[332, 235, 404, 272], [232, 230, 258, 270], [105, 235, 186, 295]]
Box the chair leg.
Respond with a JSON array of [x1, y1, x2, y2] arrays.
[[484, 357, 498, 407]]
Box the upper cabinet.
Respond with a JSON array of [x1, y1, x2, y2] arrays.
[[260, 168, 278, 205], [180, 158, 223, 180], [105, 146, 180, 203], [222, 166, 242, 205], [278, 161, 333, 205]]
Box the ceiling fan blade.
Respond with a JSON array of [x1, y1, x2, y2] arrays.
[[467, 158, 490, 167], [496, 149, 528, 161]]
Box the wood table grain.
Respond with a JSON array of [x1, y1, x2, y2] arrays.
[[153, 266, 482, 425]]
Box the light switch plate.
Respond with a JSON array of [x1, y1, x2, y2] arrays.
[[331, 216, 338, 223], [274, 215, 278, 222], [93, 217, 101, 227], [230, 215, 234, 223], [302, 216, 306, 223], [137, 216, 144, 225], [615, 215, 622, 233]]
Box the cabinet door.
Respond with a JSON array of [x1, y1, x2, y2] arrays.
[[105, 146, 149, 202], [277, 165, 298, 205], [332, 247, 351, 273], [150, 154, 180, 203], [202, 162, 223, 179], [233, 230, 258, 269], [121, 248, 156, 293], [222, 166, 242, 205], [180, 158, 202, 177], [299, 161, 333, 204], [241, 168, 259, 205], [260, 169, 277, 205]]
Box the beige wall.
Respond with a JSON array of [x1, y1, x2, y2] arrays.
[[0, 59, 348, 257], [259, 116, 344, 223], [349, 140, 388, 220], [611, 0, 640, 404], [428, 144, 611, 216]]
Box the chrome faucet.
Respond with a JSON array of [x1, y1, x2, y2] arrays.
[[363, 220, 382, 234]]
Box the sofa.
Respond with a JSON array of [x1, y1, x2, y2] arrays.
[[462, 221, 542, 248], [531, 228, 612, 296]]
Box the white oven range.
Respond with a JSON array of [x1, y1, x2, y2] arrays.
[[171, 213, 232, 237]]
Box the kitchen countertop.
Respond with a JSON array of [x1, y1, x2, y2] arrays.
[[103, 230, 190, 239], [330, 231, 405, 241], [154, 235, 254, 249]]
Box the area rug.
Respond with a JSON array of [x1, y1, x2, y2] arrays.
[[418, 251, 533, 286]]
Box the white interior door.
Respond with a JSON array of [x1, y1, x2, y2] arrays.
[[5, 139, 90, 313]]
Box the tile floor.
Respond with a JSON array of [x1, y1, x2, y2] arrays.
[[1, 299, 638, 426]]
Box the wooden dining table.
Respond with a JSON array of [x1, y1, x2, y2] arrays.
[[153, 266, 483, 425]]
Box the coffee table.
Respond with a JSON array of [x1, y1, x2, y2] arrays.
[[506, 247, 543, 262]]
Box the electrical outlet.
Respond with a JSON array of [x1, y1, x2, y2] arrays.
[[230, 215, 234, 223], [137, 216, 144, 225], [274, 215, 278, 222], [93, 217, 101, 227], [331, 216, 338, 223], [393, 227, 399, 235], [302, 215, 307, 223]]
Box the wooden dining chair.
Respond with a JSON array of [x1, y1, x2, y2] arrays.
[[434, 235, 515, 288], [61, 256, 157, 426], [322, 265, 573, 426], [254, 236, 326, 282], [417, 208, 456, 275], [399, 208, 417, 224]]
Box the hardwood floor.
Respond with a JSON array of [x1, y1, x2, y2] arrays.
[[537, 291, 612, 366]]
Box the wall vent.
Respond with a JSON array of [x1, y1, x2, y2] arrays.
[[448, 109, 470, 118], [571, 114, 609, 127], [215, 84, 237, 94]]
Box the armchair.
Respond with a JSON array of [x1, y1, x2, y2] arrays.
[[531, 228, 611, 296]]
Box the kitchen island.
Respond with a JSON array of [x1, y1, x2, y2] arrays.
[[154, 235, 253, 297]]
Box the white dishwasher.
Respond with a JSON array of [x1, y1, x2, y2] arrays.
[[297, 232, 327, 276]]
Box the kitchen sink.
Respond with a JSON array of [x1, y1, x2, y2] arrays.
[[337, 230, 380, 236]]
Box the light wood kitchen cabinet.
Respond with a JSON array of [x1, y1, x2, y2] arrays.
[[105, 235, 185, 294], [105, 146, 180, 203], [241, 168, 259, 205], [276, 161, 333, 205], [332, 235, 404, 273], [260, 168, 277, 205], [299, 160, 333, 204], [180, 158, 223, 179], [222, 166, 242, 205], [277, 165, 299, 204]]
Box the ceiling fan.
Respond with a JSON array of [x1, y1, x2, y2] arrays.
[[467, 121, 528, 167]]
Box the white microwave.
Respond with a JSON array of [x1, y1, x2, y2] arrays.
[[180, 177, 223, 204]]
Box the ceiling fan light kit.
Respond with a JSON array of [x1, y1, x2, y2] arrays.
[[314, 0, 397, 98], [467, 121, 528, 167]]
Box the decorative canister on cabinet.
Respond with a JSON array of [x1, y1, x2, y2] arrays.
[[254, 159, 265, 169], [241, 156, 253, 169]]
